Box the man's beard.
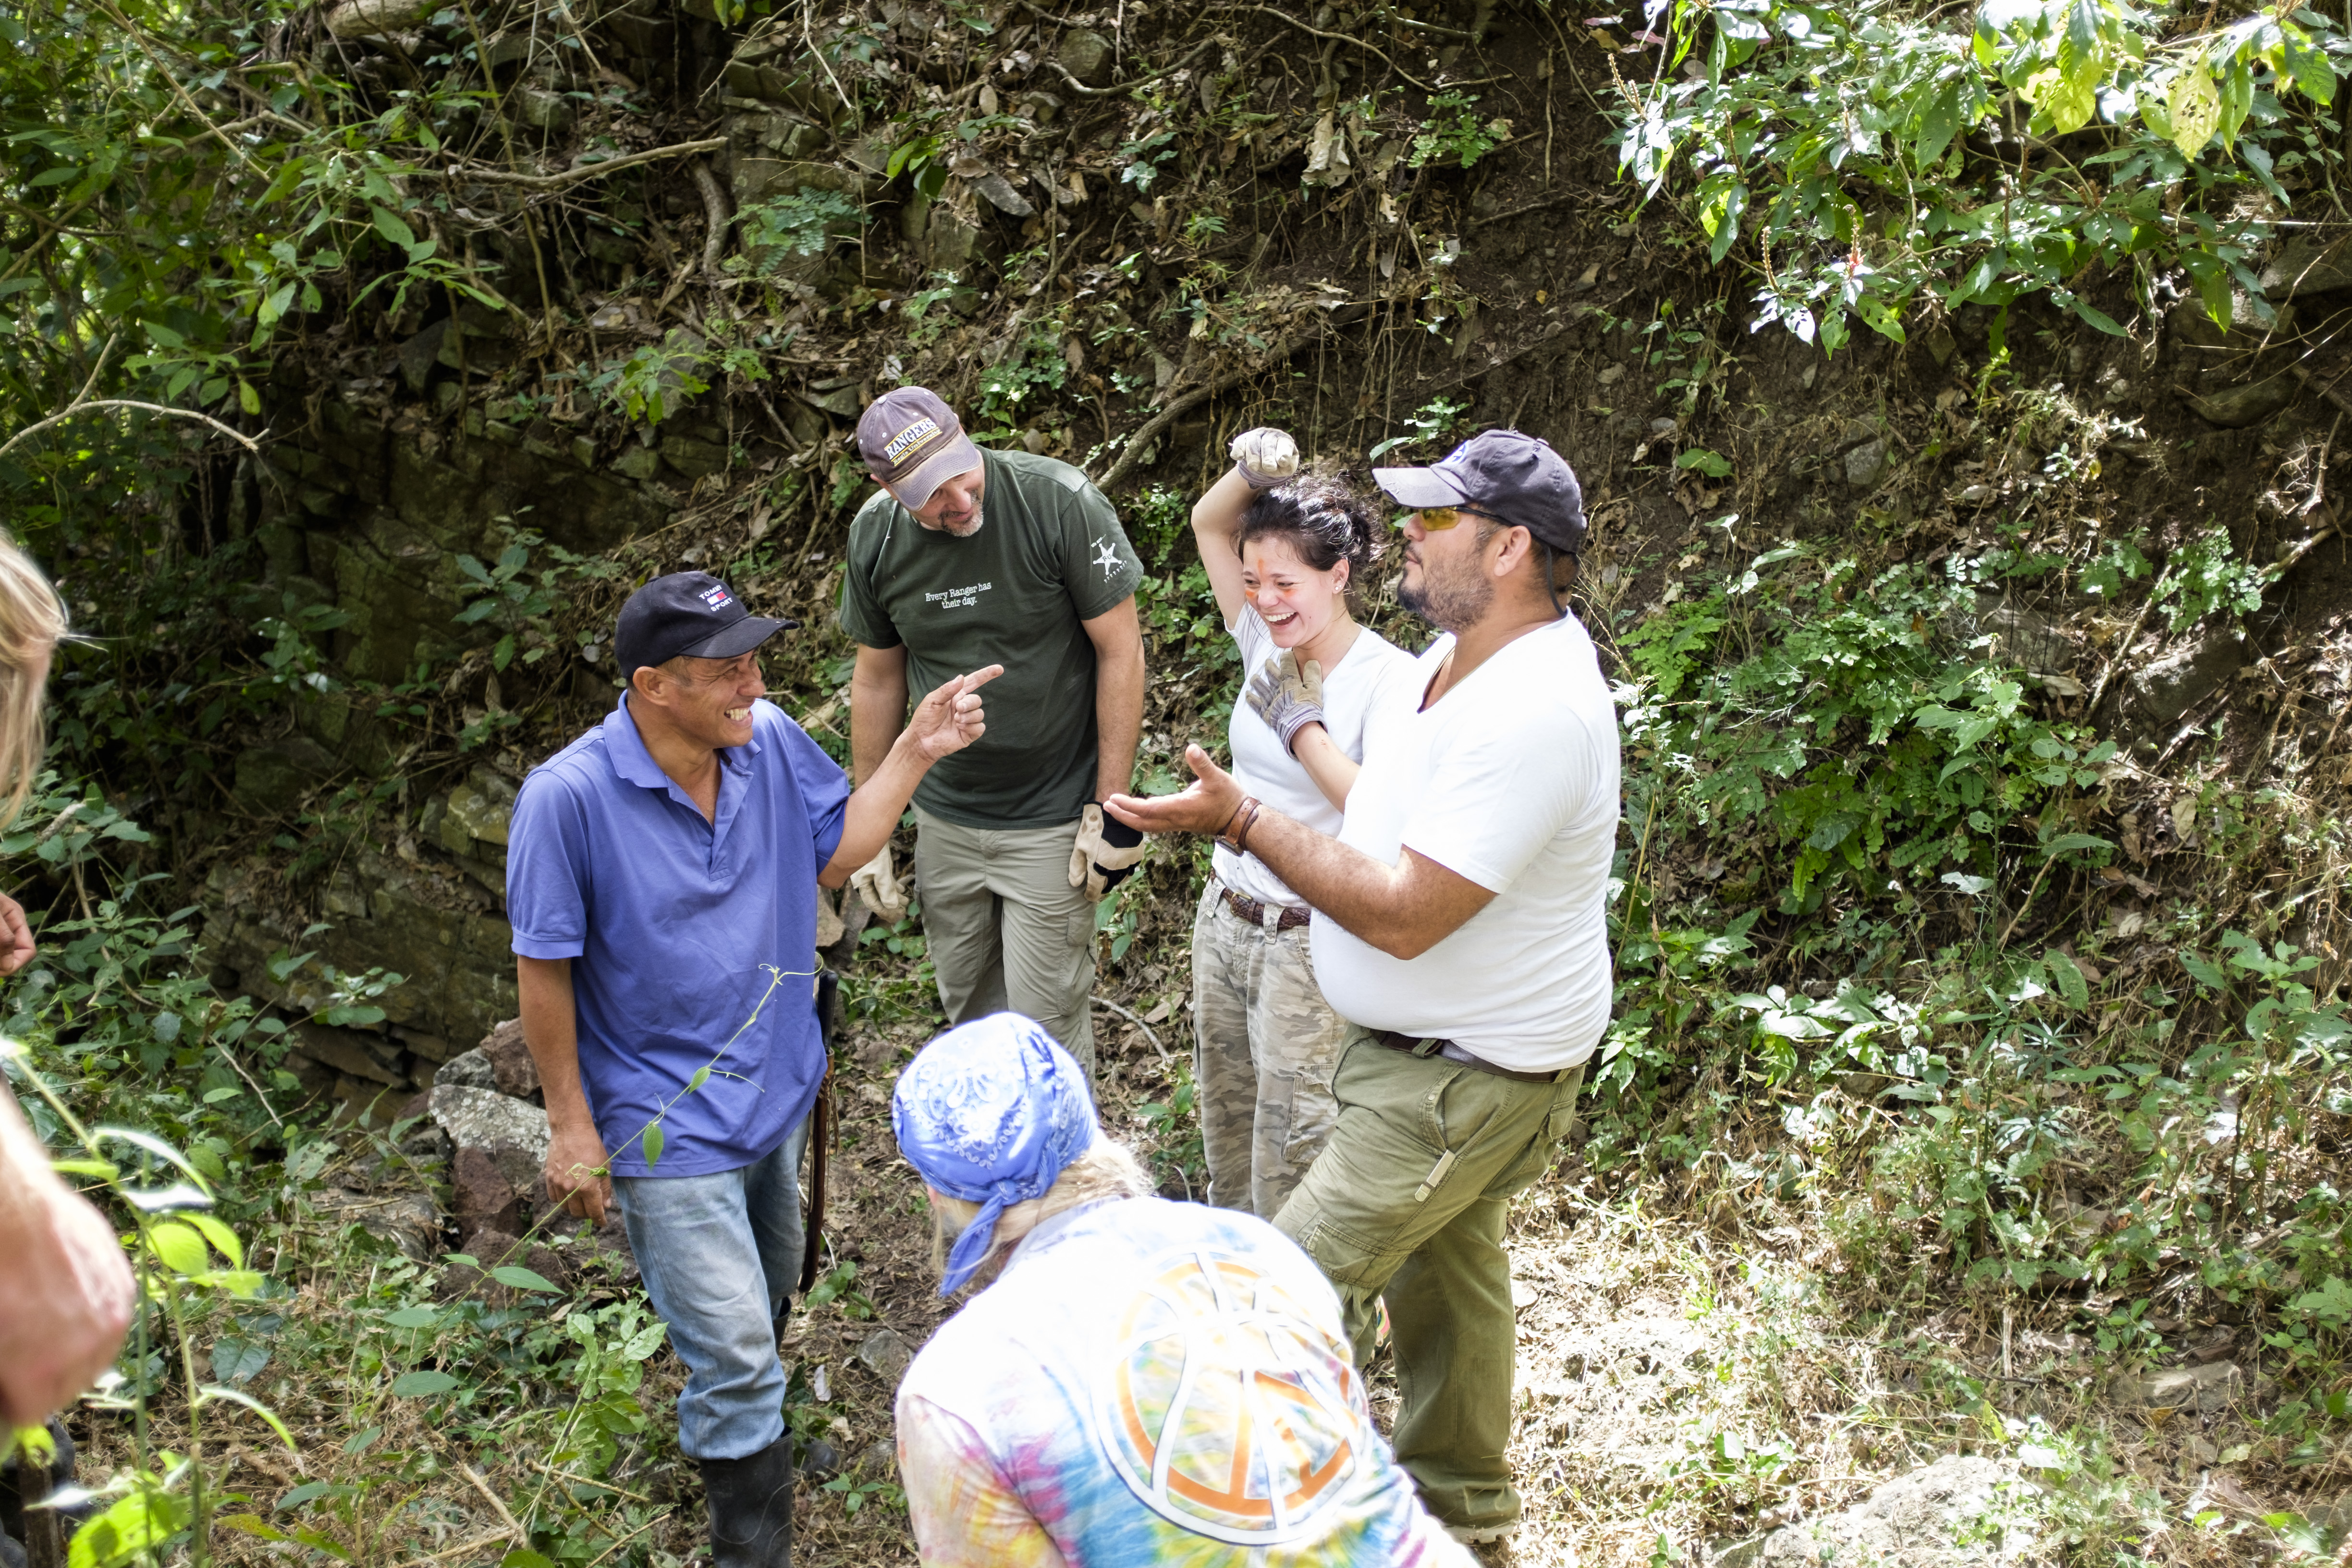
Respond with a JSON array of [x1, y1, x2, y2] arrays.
[[937, 504, 985, 538], [1400, 556, 1493, 633]]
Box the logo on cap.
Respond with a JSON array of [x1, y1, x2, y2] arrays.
[[699, 585, 734, 611], [884, 417, 943, 466]]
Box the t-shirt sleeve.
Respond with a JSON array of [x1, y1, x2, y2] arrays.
[[505, 772, 592, 960], [1398, 703, 1599, 894], [896, 1392, 1071, 1568], [779, 715, 852, 866], [836, 496, 904, 649], [1057, 478, 1144, 621]]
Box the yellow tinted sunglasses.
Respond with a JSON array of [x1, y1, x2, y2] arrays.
[[1397, 504, 1504, 531]]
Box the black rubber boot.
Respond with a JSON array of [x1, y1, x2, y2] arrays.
[[699, 1433, 794, 1568]]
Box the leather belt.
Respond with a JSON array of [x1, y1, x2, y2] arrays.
[[1369, 1029, 1567, 1085], [1219, 882, 1311, 931]]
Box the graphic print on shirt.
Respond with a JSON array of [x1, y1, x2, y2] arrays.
[[1090, 1246, 1360, 1545], [923, 580, 993, 612], [1089, 536, 1123, 579]]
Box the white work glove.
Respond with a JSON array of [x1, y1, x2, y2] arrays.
[[1068, 802, 1148, 902], [1245, 650, 1326, 756], [1229, 427, 1300, 490], [849, 843, 907, 923]]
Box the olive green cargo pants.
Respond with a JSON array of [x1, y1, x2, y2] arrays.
[[911, 805, 1097, 1086], [1274, 1028, 1585, 1536]]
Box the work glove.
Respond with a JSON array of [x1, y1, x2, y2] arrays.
[[1069, 802, 1148, 901], [1229, 427, 1300, 490], [849, 843, 907, 923], [1245, 650, 1326, 756]]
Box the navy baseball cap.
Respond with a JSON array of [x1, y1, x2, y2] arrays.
[[1374, 429, 1588, 555], [614, 572, 796, 680]]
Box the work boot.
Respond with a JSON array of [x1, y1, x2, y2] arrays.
[[699, 1433, 794, 1568]]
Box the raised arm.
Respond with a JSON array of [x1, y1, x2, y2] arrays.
[[1189, 466, 1256, 629], [822, 665, 1004, 886], [1191, 427, 1300, 630]]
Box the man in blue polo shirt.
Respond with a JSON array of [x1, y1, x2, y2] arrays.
[[505, 571, 999, 1568]]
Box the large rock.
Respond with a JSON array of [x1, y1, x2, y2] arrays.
[[2122, 1360, 2243, 1414], [436, 1048, 499, 1090], [1055, 28, 1113, 86], [856, 1326, 913, 1386], [478, 1017, 540, 1099], [2181, 376, 2296, 429], [429, 1083, 549, 1194], [2125, 628, 2246, 734], [1757, 1455, 2030, 1568], [232, 736, 339, 809], [2260, 235, 2352, 300], [441, 768, 515, 852], [452, 1145, 522, 1242]]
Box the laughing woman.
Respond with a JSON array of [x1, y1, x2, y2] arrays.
[[1185, 428, 1422, 1220]]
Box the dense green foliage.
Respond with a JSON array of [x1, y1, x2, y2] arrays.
[[1617, 0, 2351, 344]]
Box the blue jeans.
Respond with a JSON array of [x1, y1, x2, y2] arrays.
[[615, 1115, 810, 1461]]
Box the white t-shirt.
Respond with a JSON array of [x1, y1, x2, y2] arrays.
[[1310, 613, 1621, 1071], [1215, 609, 1421, 909]]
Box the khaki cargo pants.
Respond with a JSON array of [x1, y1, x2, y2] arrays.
[[1190, 881, 1348, 1220], [911, 804, 1098, 1085], [1274, 1028, 1586, 1536]]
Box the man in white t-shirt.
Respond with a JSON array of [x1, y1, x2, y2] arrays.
[[1107, 430, 1619, 1547]]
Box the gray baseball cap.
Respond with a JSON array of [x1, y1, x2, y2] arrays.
[[857, 385, 984, 511], [1374, 429, 1588, 555]]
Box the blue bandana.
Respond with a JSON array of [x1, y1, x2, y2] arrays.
[[892, 1013, 1098, 1297]]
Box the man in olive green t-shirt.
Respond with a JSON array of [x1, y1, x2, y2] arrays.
[[840, 387, 1147, 1083]]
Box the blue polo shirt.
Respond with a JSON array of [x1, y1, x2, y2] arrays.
[[505, 695, 850, 1178]]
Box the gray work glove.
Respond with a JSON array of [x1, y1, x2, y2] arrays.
[[1229, 427, 1300, 490], [1245, 650, 1326, 756], [849, 843, 907, 923], [1068, 803, 1148, 901]]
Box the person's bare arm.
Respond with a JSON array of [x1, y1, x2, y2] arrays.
[[1288, 725, 1362, 812], [518, 955, 610, 1226], [0, 1084, 135, 1425], [0, 890, 36, 975], [1104, 744, 1494, 959], [849, 643, 912, 787], [821, 666, 1004, 887], [1082, 598, 1145, 801], [1189, 467, 1255, 630]]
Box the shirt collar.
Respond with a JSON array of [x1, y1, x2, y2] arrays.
[[604, 692, 762, 794]]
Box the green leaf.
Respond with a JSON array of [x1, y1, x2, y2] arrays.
[[390, 1369, 459, 1397], [2169, 64, 2221, 159], [72, 1489, 191, 1568], [502, 1551, 559, 1568], [1677, 448, 1733, 478], [1916, 83, 1963, 169], [239, 380, 262, 415], [2042, 833, 2113, 854], [2180, 950, 2230, 991], [2045, 949, 2091, 1010], [210, 1336, 271, 1384], [371, 205, 417, 248], [2286, 35, 2336, 103], [2044, 71, 2098, 135], [384, 1305, 439, 1328], [147, 1219, 209, 1274], [2217, 57, 2253, 148], [185, 1212, 245, 1268], [687, 1066, 711, 1092], [643, 1121, 664, 1167], [489, 1265, 562, 1294], [217, 1515, 289, 1544]]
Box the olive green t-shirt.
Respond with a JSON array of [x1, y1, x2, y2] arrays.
[[837, 448, 1144, 829]]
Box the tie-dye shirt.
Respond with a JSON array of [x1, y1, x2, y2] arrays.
[[894, 1197, 1470, 1567]]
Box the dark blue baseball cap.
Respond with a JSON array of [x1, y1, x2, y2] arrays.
[[614, 571, 796, 680], [1374, 429, 1588, 555]]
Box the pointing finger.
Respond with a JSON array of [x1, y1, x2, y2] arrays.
[[958, 663, 1006, 692]]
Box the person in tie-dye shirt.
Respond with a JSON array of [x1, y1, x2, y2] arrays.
[[890, 1012, 1470, 1567]]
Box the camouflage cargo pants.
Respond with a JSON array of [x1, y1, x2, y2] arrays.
[[1189, 881, 1348, 1220]]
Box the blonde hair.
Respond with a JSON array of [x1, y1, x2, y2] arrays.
[[0, 537, 66, 833], [928, 1138, 1155, 1287]]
